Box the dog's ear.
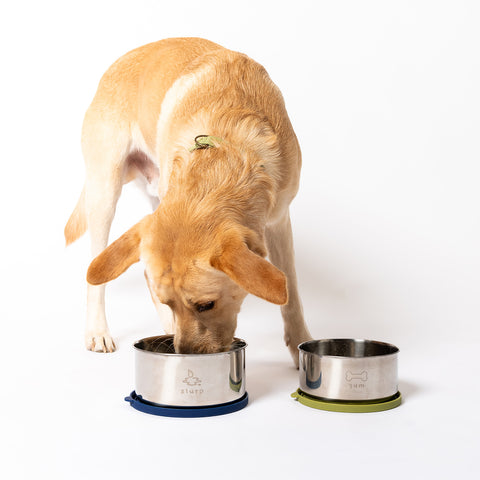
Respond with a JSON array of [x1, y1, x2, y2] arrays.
[[211, 236, 288, 305], [87, 221, 145, 286]]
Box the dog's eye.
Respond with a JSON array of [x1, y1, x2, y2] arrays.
[[195, 301, 215, 313]]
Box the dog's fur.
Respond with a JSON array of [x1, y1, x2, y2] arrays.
[[64, 37, 311, 365]]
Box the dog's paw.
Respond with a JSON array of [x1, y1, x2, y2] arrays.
[[285, 331, 313, 369], [288, 344, 301, 369], [86, 334, 116, 353]]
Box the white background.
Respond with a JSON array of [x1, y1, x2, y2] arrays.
[[1, 1, 479, 478]]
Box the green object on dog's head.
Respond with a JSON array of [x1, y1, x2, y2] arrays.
[[189, 135, 224, 152]]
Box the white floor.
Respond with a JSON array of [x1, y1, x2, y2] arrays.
[[2, 1, 480, 478], [2, 236, 479, 480]]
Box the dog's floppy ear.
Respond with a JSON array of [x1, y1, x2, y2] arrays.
[[87, 221, 145, 286], [211, 236, 288, 305]]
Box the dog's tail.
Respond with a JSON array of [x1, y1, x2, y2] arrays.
[[64, 186, 87, 246]]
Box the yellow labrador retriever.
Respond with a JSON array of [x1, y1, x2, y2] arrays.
[[65, 37, 312, 366]]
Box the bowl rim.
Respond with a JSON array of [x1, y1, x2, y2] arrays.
[[133, 334, 247, 357], [298, 338, 399, 359]]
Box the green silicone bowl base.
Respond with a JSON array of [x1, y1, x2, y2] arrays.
[[291, 389, 402, 413]]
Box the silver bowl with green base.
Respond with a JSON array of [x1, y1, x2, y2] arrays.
[[292, 339, 402, 413]]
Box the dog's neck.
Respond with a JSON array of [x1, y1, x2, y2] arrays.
[[149, 106, 285, 257], [167, 144, 273, 226]]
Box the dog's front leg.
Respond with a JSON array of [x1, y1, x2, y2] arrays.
[[84, 176, 123, 352], [266, 212, 313, 367]]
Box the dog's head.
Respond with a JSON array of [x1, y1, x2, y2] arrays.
[[87, 214, 287, 353]]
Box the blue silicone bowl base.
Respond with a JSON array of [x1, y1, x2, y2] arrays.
[[125, 391, 248, 418]]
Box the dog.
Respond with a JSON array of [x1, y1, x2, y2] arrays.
[[64, 37, 312, 366]]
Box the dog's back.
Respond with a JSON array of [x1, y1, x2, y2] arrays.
[[85, 37, 300, 172], [67, 37, 301, 244], [84, 38, 225, 151]]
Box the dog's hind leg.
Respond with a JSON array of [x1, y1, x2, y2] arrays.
[[266, 212, 313, 367], [82, 119, 130, 353]]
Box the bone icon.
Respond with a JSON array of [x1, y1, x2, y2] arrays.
[[345, 370, 368, 382]]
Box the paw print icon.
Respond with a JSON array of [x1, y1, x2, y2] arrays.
[[183, 370, 202, 386]]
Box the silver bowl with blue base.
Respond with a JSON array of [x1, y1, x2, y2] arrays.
[[125, 335, 248, 417]]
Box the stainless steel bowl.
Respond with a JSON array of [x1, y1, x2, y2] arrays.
[[133, 335, 246, 407], [298, 339, 399, 401]]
